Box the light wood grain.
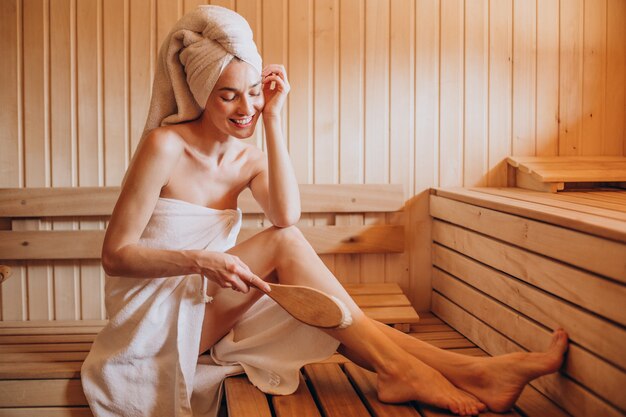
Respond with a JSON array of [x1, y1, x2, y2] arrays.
[[433, 221, 626, 325], [0, 379, 87, 407], [432, 273, 626, 413], [432, 294, 623, 417], [0, 408, 93, 417], [304, 363, 371, 417], [271, 375, 322, 417], [225, 375, 272, 417], [430, 194, 626, 280], [0, 184, 405, 217]]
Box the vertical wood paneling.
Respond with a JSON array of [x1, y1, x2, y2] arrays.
[[2, 0, 626, 317], [487, 0, 513, 186], [411, 0, 439, 311], [129, 0, 153, 154], [439, 0, 464, 187], [0, 1, 21, 189], [512, 0, 536, 156], [288, 0, 313, 183], [50, 0, 79, 320], [362, 0, 389, 284], [335, 0, 365, 284], [386, 0, 413, 293], [581, 0, 607, 155], [77, 0, 104, 320], [21, 0, 53, 320], [606, 0, 625, 156], [464, 0, 488, 186], [536, 0, 559, 156], [560, 0, 584, 155], [312, 0, 339, 272], [103, 0, 127, 185]]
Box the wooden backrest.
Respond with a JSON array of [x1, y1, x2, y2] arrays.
[[0, 184, 405, 260]]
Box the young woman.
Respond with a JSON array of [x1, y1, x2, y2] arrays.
[[81, 6, 568, 417]]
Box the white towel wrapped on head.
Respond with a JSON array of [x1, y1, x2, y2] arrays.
[[142, 5, 262, 136]]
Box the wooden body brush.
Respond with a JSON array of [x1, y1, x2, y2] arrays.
[[262, 283, 353, 329]]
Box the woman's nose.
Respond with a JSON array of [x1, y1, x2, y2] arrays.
[[238, 96, 254, 115]]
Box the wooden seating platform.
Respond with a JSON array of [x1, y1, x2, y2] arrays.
[[506, 155, 626, 192], [431, 186, 626, 417], [0, 313, 567, 417]]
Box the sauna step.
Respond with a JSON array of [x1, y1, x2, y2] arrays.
[[506, 156, 626, 192]]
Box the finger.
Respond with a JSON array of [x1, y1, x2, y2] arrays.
[[244, 271, 271, 293], [227, 270, 249, 293]]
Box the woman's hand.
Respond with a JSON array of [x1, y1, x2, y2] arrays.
[[196, 252, 271, 294], [261, 64, 290, 118]]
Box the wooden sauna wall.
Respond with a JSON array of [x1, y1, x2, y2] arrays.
[[0, 0, 625, 320]]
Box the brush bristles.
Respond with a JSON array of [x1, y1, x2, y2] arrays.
[[330, 296, 353, 329]]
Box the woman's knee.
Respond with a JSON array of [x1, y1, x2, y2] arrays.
[[267, 225, 307, 251]]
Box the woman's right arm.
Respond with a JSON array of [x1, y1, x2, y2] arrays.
[[101, 131, 261, 292]]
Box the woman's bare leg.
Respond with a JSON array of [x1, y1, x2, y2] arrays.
[[199, 226, 485, 415], [341, 320, 568, 413]]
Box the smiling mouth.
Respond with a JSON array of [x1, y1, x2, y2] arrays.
[[230, 116, 254, 127]]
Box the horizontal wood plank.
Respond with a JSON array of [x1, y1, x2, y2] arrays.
[[0, 379, 87, 407], [432, 272, 626, 413], [225, 375, 272, 417], [432, 188, 626, 242], [303, 363, 371, 417], [361, 306, 420, 324], [0, 184, 404, 217], [433, 241, 626, 357], [343, 363, 422, 416], [351, 293, 411, 308], [0, 225, 404, 260], [432, 220, 626, 325], [0, 408, 93, 417], [271, 375, 322, 417], [432, 294, 624, 417], [430, 194, 626, 281]]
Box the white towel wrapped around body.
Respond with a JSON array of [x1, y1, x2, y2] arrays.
[[81, 198, 339, 417]]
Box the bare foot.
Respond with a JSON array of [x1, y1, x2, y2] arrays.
[[377, 355, 487, 416], [461, 329, 569, 413]]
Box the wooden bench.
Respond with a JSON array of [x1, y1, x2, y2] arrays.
[[431, 186, 626, 417], [0, 314, 566, 417], [0, 184, 424, 416]]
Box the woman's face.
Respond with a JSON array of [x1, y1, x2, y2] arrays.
[[205, 59, 264, 140]]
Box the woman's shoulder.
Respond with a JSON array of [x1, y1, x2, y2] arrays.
[[138, 126, 187, 157]]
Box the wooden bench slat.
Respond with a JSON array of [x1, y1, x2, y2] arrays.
[[433, 269, 626, 411], [0, 408, 93, 417], [271, 375, 322, 417], [224, 375, 272, 417], [432, 293, 625, 417], [0, 224, 404, 260], [362, 306, 420, 323], [0, 379, 87, 407], [0, 343, 93, 353], [0, 334, 96, 344], [433, 220, 626, 326], [303, 363, 371, 417], [343, 363, 421, 417], [0, 319, 107, 329], [430, 194, 626, 281], [0, 361, 82, 379], [0, 351, 88, 362], [0, 326, 104, 335], [351, 293, 411, 308], [433, 244, 626, 367], [0, 184, 405, 217], [342, 282, 404, 295]]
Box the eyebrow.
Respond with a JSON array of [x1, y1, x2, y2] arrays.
[[218, 80, 262, 92]]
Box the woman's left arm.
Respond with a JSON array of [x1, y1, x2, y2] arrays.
[[249, 64, 301, 227]]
